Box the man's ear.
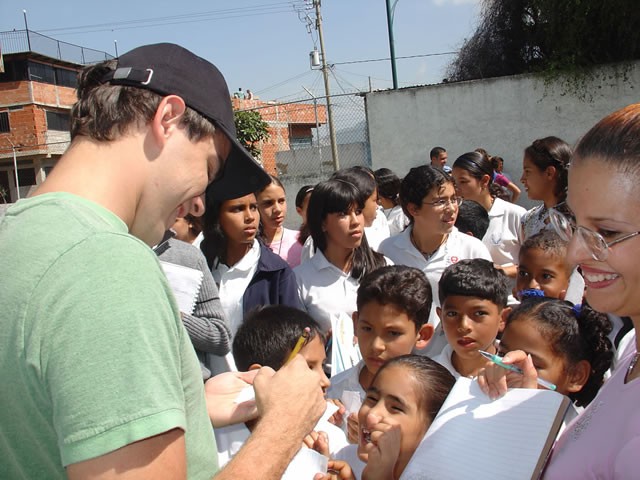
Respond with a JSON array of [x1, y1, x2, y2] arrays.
[[499, 307, 512, 333], [415, 323, 434, 350], [248, 363, 262, 371], [151, 95, 187, 145], [565, 360, 591, 394]]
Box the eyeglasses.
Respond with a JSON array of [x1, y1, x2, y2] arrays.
[[422, 196, 463, 210], [549, 208, 640, 261]]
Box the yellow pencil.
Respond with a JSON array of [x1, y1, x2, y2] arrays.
[[285, 327, 311, 364]]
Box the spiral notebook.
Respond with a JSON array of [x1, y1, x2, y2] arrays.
[[160, 261, 204, 315], [401, 377, 570, 480]]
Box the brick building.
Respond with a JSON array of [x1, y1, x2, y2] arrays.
[[0, 30, 113, 202], [232, 95, 327, 175]]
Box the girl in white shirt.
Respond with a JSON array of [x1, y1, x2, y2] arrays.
[[295, 179, 387, 374], [452, 151, 526, 282], [374, 167, 409, 236]]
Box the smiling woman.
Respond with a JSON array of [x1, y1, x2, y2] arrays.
[[479, 104, 640, 479]]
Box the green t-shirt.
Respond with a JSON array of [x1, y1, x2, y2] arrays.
[[0, 193, 217, 479]]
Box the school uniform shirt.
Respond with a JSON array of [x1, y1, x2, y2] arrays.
[[482, 197, 526, 268], [327, 361, 367, 408], [364, 207, 391, 251], [384, 205, 409, 236], [294, 250, 361, 334], [212, 240, 260, 336], [378, 226, 492, 329]]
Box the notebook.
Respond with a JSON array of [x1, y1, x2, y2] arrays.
[[160, 261, 204, 315], [400, 377, 570, 480]]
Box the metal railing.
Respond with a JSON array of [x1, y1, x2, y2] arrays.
[[0, 29, 114, 65]]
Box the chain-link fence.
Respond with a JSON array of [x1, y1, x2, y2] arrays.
[[236, 92, 370, 179]]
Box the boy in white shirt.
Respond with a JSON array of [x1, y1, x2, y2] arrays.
[[327, 265, 434, 443], [216, 305, 348, 477]]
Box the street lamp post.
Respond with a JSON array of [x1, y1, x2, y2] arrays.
[[385, 0, 400, 90]]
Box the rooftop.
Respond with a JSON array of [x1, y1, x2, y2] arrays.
[[1, 29, 114, 66]]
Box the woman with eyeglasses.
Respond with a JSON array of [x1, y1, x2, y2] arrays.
[[519, 136, 573, 240], [479, 103, 640, 478], [379, 166, 491, 335], [452, 151, 527, 283]]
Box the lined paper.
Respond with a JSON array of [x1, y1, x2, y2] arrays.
[[401, 377, 569, 480]]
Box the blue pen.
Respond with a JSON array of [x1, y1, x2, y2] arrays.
[[479, 350, 557, 391]]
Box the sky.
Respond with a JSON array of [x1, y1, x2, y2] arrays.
[[0, 0, 481, 102]]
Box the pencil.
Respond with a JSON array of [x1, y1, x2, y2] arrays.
[[479, 350, 557, 391], [285, 327, 311, 364]]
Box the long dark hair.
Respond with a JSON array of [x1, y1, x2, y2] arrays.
[[200, 194, 228, 269], [307, 178, 385, 280]]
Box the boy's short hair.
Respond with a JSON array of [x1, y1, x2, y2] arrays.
[[454, 200, 490, 239], [357, 265, 432, 329], [438, 259, 509, 308], [520, 230, 571, 273], [232, 305, 324, 371]]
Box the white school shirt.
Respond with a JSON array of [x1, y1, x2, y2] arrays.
[[212, 239, 260, 336], [482, 197, 526, 268], [364, 207, 391, 251], [384, 205, 409, 236], [215, 422, 331, 478], [378, 226, 492, 329], [294, 250, 362, 334]]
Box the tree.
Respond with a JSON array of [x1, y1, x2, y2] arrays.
[[234, 110, 270, 160], [446, 0, 640, 83]]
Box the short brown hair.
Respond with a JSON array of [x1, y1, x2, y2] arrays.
[[70, 60, 216, 142]]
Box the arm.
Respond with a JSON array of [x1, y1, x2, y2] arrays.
[[67, 430, 186, 480], [506, 181, 521, 203], [180, 255, 231, 355]]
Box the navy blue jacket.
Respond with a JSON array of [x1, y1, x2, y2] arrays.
[[242, 242, 302, 314]]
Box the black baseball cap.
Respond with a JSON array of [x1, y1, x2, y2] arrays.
[[101, 43, 271, 199]]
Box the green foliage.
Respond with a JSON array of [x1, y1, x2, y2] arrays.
[[446, 0, 640, 96], [234, 110, 270, 160]]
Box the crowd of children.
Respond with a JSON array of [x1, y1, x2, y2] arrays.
[[174, 130, 635, 478]]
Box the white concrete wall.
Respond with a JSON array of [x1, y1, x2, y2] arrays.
[[366, 62, 640, 208]]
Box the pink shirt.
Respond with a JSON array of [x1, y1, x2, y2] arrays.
[[543, 348, 640, 479], [266, 227, 303, 268]]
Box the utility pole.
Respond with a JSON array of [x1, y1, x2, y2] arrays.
[[385, 0, 399, 89], [314, 0, 339, 171], [7, 138, 20, 200]]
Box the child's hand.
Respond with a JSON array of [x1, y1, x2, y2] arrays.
[[313, 460, 356, 480], [346, 412, 359, 444], [327, 398, 346, 427], [478, 350, 539, 399], [303, 430, 330, 457], [361, 415, 401, 480]]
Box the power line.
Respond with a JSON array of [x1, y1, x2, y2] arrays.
[[38, 1, 308, 35], [332, 51, 458, 66]]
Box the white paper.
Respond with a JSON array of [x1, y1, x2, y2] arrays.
[[160, 261, 204, 315]]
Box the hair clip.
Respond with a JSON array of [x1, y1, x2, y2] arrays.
[[518, 289, 545, 299], [571, 303, 582, 317]]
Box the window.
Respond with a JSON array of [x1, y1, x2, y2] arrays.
[[290, 136, 313, 149], [28, 61, 56, 84], [0, 59, 29, 83], [55, 68, 78, 88], [46, 111, 70, 131], [0, 112, 9, 133], [18, 168, 36, 186]]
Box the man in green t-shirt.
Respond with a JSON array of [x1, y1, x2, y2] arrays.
[[0, 43, 327, 480]]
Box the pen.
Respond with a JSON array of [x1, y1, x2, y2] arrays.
[[479, 350, 557, 391], [285, 327, 311, 364]]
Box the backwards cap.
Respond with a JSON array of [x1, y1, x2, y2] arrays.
[[102, 43, 270, 199]]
